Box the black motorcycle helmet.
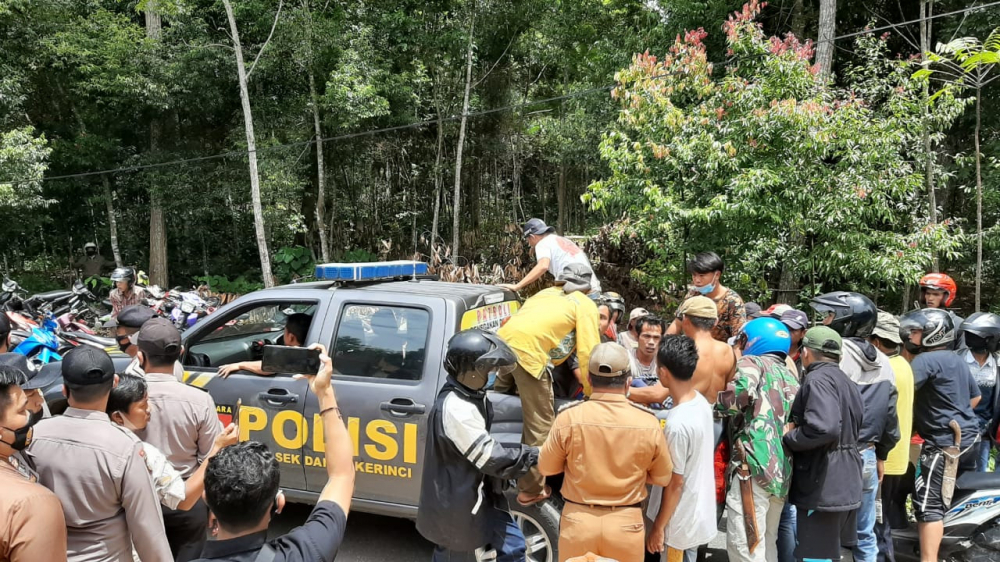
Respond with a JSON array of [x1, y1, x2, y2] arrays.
[[444, 329, 517, 391], [602, 292, 626, 325], [110, 267, 135, 288], [899, 310, 928, 354], [809, 291, 877, 338], [919, 308, 956, 349], [959, 312, 1000, 354]]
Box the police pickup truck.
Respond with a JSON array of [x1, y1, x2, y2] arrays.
[[152, 261, 556, 561]]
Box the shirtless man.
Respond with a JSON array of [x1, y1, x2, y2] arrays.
[[630, 298, 737, 412], [676, 296, 737, 406]]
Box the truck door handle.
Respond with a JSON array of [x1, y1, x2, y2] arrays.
[[258, 388, 299, 406], [380, 398, 426, 417]]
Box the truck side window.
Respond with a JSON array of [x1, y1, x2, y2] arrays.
[[184, 302, 317, 368], [332, 305, 429, 381]]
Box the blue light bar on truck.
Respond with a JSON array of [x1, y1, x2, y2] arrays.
[[314, 260, 430, 281]]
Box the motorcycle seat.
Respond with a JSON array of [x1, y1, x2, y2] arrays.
[[30, 290, 72, 301], [956, 471, 1000, 491]]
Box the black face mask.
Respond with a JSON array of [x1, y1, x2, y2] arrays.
[[86, 248, 96, 256], [904, 340, 923, 355], [965, 333, 990, 354], [1, 423, 33, 451]]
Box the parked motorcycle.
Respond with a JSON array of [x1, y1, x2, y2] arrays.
[[893, 471, 1000, 561], [13, 315, 62, 367]]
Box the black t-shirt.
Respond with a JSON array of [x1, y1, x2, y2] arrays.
[[195, 501, 347, 562], [912, 350, 980, 448]]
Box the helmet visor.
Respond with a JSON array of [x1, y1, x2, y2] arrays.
[[474, 334, 518, 378]]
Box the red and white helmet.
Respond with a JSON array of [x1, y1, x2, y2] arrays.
[[919, 273, 957, 308]]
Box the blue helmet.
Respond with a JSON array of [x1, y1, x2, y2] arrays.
[[739, 317, 792, 357]]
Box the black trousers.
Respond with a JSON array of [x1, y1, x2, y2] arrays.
[[163, 499, 209, 562]]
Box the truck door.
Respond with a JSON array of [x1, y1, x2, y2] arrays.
[[180, 297, 328, 492], [303, 294, 446, 510]]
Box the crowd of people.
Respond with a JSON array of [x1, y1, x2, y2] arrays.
[[2, 217, 997, 562], [423, 218, 998, 562], [0, 307, 356, 562]]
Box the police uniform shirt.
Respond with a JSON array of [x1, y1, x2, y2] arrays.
[[136, 372, 222, 479], [0, 456, 68, 562], [194, 501, 347, 562], [29, 408, 172, 562], [538, 393, 673, 505]]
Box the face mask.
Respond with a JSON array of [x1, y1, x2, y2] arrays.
[[118, 332, 138, 353], [903, 340, 923, 355], [116, 412, 141, 431], [963, 332, 988, 353], [1, 423, 33, 451], [693, 273, 718, 295], [25, 408, 42, 429]]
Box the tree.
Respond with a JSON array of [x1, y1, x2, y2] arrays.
[[452, 7, 475, 258], [143, 0, 169, 286], [586, 0, 963, 303], [815, 0, 836, 77], [920, 29, 1000, 312], [221, 0, 284, 287]]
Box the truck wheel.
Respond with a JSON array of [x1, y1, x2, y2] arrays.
[[476, 499, 560, 562]]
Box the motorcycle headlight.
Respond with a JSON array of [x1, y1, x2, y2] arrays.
[[2, 281, 16, 293]]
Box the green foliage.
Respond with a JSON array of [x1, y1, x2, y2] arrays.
[[341, 248, 380, 263], [272, 245, 314, 283], [194, 274, 263, 294], [0, 127, 50, 207], [587, 1, 964, 303]]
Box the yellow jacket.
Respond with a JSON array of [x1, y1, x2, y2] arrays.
[[884, 354, 914, 476], [498, 287, 601, 385]]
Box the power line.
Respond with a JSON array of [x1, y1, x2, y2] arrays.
[[2, 0, 997, 186]]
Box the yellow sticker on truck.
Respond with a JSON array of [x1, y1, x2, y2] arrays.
[[460, 301, 519, 332], [230, 405, 419, 479]]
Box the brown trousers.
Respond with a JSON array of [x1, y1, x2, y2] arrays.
[[494, 362, 554, 495], [558, 503, 645, 562]]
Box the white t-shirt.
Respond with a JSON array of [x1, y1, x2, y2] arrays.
[[647, 392, 718, 550], [533, 234, 601, 292], [628, 347, 658, 386]]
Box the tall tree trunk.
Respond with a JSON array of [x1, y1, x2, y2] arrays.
[[309, 68, 330, 263], [145, 3, 169, 286], [451, 12, 475, 257], [921, 0, 939, 271], [222, 0, 275, 287], [791, 0, 805, 38], [815, 0, 836, 78], [975, 86, 983, 312], [556, 162, 566, 234], [103, 176, 123, 268], [431, 111, 444, 249]]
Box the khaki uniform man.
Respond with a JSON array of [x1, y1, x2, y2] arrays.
[[539, 342, 674, 562], [133, 318, 222, 562], [29, 345, 172, 562]]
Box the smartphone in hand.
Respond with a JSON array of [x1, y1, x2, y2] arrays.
[[261, 345, 322, 375]]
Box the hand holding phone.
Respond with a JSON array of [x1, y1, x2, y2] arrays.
[[293, 344, 334, 396], [261, 345, 322, 375]]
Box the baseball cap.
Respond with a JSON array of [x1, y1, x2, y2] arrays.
[[764, 304, 793, 318], [802, 326, 843, 358], [589, 342, 631, 377], [62, 345, 116, 386], [745, 302, 763, 318], [522, 218, 555, 238], [555, 263, 593, 294], [779, 309, 809, 331], [872, 311, 903, 345], [105, 305, 155, 329], [677, 296, 718, 319], [137, 318, 182, 357], [0, 353, 60, 390], [627, 307, 650, 328]]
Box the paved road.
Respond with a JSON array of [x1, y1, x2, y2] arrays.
[[270, 502, 730, 562]]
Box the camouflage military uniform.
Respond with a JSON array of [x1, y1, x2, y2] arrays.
[[717, 354, 799, 562]]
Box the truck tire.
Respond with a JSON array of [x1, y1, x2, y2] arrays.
[[476, 497, 561, 562]]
